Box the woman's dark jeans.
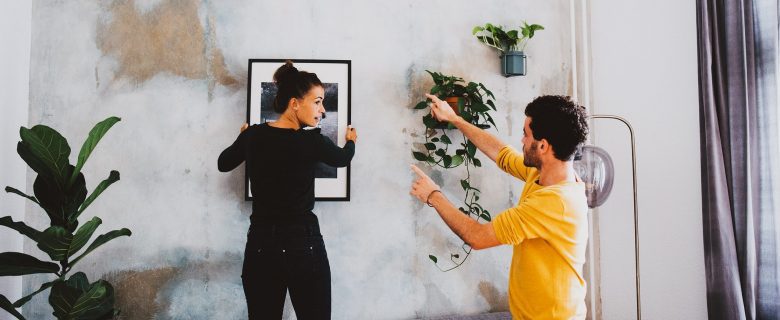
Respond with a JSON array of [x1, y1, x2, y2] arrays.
[[242, 220, 331, 320]]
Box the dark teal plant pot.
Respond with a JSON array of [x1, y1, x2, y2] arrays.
[[501, 51, 526, 77]]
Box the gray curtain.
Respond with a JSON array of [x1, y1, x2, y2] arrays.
[[697, 0, 780, 319]]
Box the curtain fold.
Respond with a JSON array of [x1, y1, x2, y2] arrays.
[[697, 0, 779, 319]]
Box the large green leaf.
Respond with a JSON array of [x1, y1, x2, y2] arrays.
[[36, 226, 73, 261], [50, 275, 115, 320], [69, 217, 102, 257], [4, 186, 39, 205], [33, 165, 87, 231], [49, 280, 80, 319], [0, 252, 59, 276], [33, 174, 68, 227], [69, 228, 131, 268], [1, 294, 24, 320], [69, 117, 120, 186], [13, 280, 55, 308], [18, 125, 71, 185], [0, 216, 42, 242], [74, 171, 119, 220], [70, 280, 115, 319]]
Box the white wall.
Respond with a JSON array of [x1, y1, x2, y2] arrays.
[[0, 1, 32, 319], [587, 0, 708, 319]]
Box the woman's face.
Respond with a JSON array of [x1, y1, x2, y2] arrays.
[[294, 85, 326, 128]]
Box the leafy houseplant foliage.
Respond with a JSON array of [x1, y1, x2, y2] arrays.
[[472, 21, 544, 54], [1, 117, 131, 320], [412, 71, 498, 271]]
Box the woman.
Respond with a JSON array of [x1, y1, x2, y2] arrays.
[[218, 61, 357, 319]]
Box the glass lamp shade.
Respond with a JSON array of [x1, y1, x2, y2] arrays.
[[573, 145, 615, 208]]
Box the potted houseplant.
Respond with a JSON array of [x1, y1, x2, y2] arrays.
[[411, 71, 498, 271], [413, 70, 497, 130], [473, 21, 544, 77], [0, 116, 131, 320]]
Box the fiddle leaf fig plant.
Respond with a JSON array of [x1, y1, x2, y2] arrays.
[[412, 71, 497, 271], [473, 21, 544, 54], [1, 116, 131, 320]]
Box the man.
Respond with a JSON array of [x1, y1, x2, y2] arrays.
[[410, 94, 590, 320]]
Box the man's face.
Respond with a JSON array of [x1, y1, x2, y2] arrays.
[[522, 117, 541, 168]]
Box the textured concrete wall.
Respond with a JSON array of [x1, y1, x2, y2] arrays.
[[0, 2, 31, 319], [24, 0, 575, 318]]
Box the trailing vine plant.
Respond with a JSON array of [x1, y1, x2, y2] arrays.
[[412, 70, 498, 271]]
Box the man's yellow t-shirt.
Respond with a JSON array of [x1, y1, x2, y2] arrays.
[[492, 146, 589, 320]]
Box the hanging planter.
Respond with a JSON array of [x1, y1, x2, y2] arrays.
[[501, 51, 527, 77], [473, 21, 543, 77], [411, 70, 498, 271]]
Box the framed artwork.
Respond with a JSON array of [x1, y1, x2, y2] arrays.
[[245, 59, 351, 201]]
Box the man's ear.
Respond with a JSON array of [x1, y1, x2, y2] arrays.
[[539, 139, 551, 154]]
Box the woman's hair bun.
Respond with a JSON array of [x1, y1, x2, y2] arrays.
[[273, 60, 299, 85]]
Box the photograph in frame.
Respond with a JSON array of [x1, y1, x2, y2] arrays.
[[245, 59, 351, 201]]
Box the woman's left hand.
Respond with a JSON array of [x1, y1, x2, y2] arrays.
[[410, 164, 440, 204]]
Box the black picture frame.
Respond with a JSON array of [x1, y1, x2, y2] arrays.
[[245, 59, 352, 202]]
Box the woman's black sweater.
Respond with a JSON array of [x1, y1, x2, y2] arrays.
[[218, 123, 354, 225]]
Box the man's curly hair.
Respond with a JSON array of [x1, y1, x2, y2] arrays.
[[524, 95, 589, 161]]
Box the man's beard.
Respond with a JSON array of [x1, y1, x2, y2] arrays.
[[523, 141, 541, 168]]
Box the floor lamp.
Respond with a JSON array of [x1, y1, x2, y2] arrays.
[[573, 114, 641, 320]]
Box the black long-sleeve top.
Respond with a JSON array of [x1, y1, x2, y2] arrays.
[[218, 123, 355, 225]]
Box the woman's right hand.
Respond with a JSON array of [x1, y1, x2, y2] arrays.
[[240, 123, 249, 133], [345, 125, 357, 143]]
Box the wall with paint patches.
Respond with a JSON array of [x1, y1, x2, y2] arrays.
[[22, 0, 575, 318]]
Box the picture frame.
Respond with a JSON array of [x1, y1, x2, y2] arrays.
[[245, 59, 352, 201]]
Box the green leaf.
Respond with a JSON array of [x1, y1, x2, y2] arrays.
[[423, 114, 438, 129], [36, 226, 73, 261], [486, 115, 497, 129], [430, 85, 440, 95], [473, 158, 482, 167], [480, 213, 492, 222], [65, 272, 90, 293], [13, 280, 55, 308], [49, 280, 80, 319], [0, 216, 42, 242], [69, 217, 102, 258], [69, 228, 131, 268], [69, 117, 120, 186], [428, 255, 438, 263], [467, 141, 477, 157], [460, 179, 470, 191], [472, 25, 484, 35], [507, 30, 519, 40], [452, 253, 460, 259], [0, 252, 59, 276], [412, 152, 428, 162], [33, 165, 87, 230], [440, 135, 452, 144], [414, 101, 429, 110], [75, 170, 119, 219], [0, 294, 24, 320], [430, 137, 439, 142], [18, 125, 71, 183], [435, 149, 446, 157], [443, 155, 452, 167], [471, 103, 490, 112], [450, 155, 464, 167], [424, 143, 436, 151], [4, 186, 39, 205], [70, 280, 115, 319]]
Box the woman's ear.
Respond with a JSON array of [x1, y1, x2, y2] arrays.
[[288, 97, 299, 111]]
